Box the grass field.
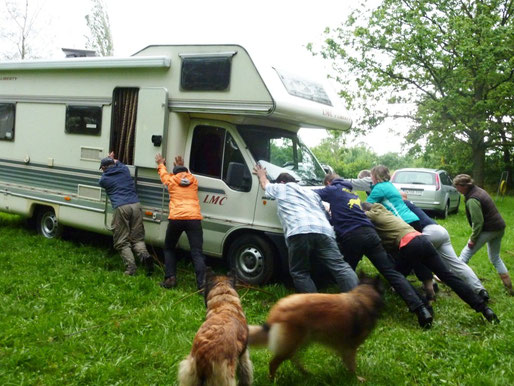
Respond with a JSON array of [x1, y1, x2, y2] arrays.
[[0, 197, 513, 385]]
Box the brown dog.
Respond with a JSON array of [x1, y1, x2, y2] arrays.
[[248, 276, 383, 381], [178, 269, 253, 386]]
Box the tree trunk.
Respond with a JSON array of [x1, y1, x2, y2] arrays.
[[499, 128, 512, 189], [471, 141, 485, 187]]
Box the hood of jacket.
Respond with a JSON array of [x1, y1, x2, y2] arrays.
[[330, 178, 353, 191]]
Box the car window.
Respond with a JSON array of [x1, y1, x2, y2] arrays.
[[393, 171, 435, 185], [440, 172, 452, 186]]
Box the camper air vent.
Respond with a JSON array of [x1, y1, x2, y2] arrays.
[[179, 51, 236, 91], [77, 185, 102, 201], [80, 146, 103, 161]]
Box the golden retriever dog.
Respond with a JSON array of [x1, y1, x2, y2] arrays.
[[178, 269, 253, 386], [248, 275, 383, 381]]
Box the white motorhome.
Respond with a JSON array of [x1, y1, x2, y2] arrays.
[[0, 44, 351, 284]]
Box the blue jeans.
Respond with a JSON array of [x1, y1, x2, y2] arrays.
[[287, 233, 358, 293]]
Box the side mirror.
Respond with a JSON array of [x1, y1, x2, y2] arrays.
[[225, 162, 251, 192]]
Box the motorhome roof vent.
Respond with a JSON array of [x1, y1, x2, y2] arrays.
[[62, 48, 97, 58]]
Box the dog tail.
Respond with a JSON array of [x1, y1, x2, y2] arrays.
[[178, 355, 202, 386], [248, 323, 270, 346]]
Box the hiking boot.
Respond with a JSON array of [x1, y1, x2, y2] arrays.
[[482, 307, 499, 324], [124, 265, 137, 276], [160, 276, 177, 289], [478, 289, 490, 303], [415, 305, 433, 329]]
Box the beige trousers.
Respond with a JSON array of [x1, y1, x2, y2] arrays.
[[112, 202, 150, 271]]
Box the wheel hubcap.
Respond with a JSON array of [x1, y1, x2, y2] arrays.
[[41, 213, 59, 238], [238, 247, 263, 277]]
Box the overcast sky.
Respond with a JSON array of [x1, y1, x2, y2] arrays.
[[2, 0, 406, 154]]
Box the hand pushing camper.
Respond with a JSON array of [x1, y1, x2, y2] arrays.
[[99, 152, 154, 276]]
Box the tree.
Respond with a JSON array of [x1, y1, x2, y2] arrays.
[[1, 0, 43, 59], [85, 0, 114, 56], [311, 0, 514, 186]]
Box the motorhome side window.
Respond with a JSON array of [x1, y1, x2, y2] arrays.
[[65, 105, 102, 135], [180, 56, 232, 91], [0, 103, 15, 141], [190, 126, 251, 192]]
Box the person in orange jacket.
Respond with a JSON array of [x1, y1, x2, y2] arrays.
[[155, 153, 206, 290]]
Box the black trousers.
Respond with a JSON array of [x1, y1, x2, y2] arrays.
[[163, 219, 206, 289], [398, 236, 485, 312], [338, 226, 424, 312]]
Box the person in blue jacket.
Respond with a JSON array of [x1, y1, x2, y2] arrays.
[[367, 165, 421, 231], [99, 152, 153, 276], [315, 173, 433, 328]]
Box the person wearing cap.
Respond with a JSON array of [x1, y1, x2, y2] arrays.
[[253, 164, 358, 293], [98, 152, 154, 276], [155, 153, 206, 290], [453, 174, 512, 295]]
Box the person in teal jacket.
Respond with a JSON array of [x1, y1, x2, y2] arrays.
[[367, 165, 422, 231]]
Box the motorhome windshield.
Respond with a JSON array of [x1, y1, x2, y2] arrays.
[[238, 125, 325, 186]]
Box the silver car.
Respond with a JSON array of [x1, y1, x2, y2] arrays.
[[391, 168, 460, 218]]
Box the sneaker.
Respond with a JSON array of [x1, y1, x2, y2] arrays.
[[478, 289, 490, 303], [160, 276, 177, 289], [415, 305, 433, 329], [482, 307, 499, 324]]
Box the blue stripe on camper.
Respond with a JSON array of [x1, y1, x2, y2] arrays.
[[0, 159, 166, 210]]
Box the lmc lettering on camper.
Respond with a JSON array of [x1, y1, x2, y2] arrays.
[[203, 195, 227, 206]]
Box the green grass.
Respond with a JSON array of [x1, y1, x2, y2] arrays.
[[0, 197, 513, 385]]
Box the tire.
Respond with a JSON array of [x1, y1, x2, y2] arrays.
[[451, 196, 460, 214], [36, 207, 63, 239], [440, 200, 449, 219], [228, 234, 275, 286]]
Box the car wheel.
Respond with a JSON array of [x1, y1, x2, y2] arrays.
[[452, 196, 460, 214], [36, 207, 63, 239], [228, 234, 275, 285], [440, 201, 449, 219]]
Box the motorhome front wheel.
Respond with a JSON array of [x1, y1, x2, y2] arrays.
[[228, 234, 275, 286]]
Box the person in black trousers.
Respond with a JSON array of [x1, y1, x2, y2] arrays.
[[363, 202, 499, 325], [315, 174, 433, 328]]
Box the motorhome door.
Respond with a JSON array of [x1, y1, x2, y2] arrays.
[[134, 87, 169, 168]]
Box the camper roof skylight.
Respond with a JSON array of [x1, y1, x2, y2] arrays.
[[275, 69, 332, 106]]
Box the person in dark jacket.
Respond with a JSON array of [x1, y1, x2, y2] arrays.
[[315, 174, 433, 328], [99, 153, 153, 276], [453, 174, 512, 295]]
